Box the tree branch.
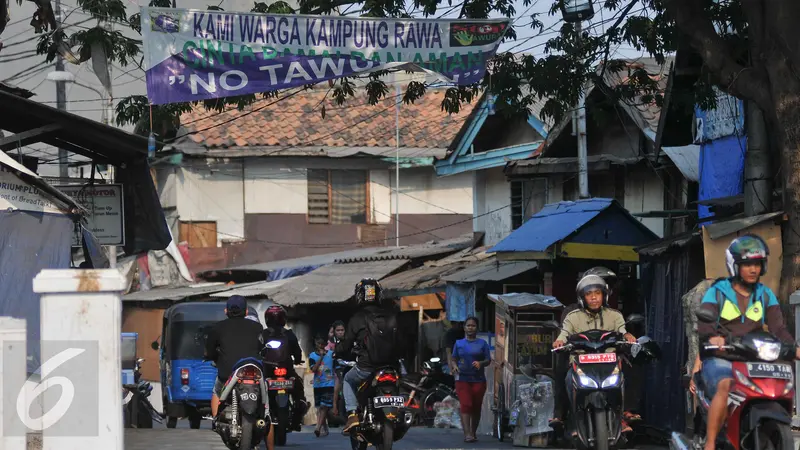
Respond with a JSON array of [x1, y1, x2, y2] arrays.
[[663, 0, 772, 111], [598, 0, 640, 81], [308, 0, 360, 15]]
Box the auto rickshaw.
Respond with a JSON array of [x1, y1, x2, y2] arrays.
[[151, 301, 258, 429]]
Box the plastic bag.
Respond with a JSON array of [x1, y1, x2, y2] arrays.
[[432, 395, 463, 429]]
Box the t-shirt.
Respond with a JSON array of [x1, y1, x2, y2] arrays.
[[452, 338, 491, 383], [309, 350, 336, 388]]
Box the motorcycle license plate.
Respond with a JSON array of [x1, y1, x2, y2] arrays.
[[373, 396, 404, 408], [578, 353, 617, 364], [746, 362, 793, 380], [268, 379, 294, 390]]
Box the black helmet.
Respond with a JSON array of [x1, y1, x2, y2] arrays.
[[725, 234, 769, 279], [575, 274, 608, 312], [264, 305, 287, 328], [355, 278, 383, 304]]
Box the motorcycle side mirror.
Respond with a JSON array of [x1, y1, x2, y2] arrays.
[[625, 314, 645, 325], [137, 358, 145, 364], [696, 309, 717, 323], [542, 320, 561, 330], [151, 341, 159, 351]]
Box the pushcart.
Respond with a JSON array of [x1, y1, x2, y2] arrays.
[[487, 293, 564, 442]]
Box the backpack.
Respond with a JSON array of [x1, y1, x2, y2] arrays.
[[362, 309, 399, 366]]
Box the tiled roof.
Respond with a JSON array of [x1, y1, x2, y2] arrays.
[[176, 88, 474, 152]]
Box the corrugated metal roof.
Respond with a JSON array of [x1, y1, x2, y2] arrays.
[[269, 260, 410, 306], [200, 234, 472, 278], [333, 234, 473, 263], [380, 264, 465, 293], [210, 278, 294, 298], [489, 199, 614, 253], [635, 230, 701, 257], [705, 211, 784, 240], [122, 282, 245, 302], [487, 293, 564, 309], [442, 260, 538, 283]]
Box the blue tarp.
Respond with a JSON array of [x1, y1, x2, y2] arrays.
[[489, 198, 613, 253], [698, 134, 746, 222], [445, 282, 476, 321], [0, 210, 73, 373], [267, 264, 321, 281]]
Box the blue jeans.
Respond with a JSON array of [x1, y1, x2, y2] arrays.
[[343, 366, 373, 413], [701, 357, 733, 399]]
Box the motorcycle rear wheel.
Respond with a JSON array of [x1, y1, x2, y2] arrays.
[[239, 414, 255, 450], [275, 408, 289, 446], [350, 433, 368, 450], [593, 409, 609, 450], [378, 421, 395, 450], [757, 420, 793, 450]]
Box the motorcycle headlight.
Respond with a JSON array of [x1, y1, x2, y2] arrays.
[[576, 368, 598, 388], [601, 367, 621, 388], [753, 339, 781, 361], [782, 380, 794, 396]]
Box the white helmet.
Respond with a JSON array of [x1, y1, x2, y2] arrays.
[[575, 274, 609, 311]]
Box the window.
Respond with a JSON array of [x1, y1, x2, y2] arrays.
[[307, 169, 368, 224], [511, 178, 548, 229]]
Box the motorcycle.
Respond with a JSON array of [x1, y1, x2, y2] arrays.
[[671, 309, 796, 450], [213, 353, 271, 450], [545, 313, 646, 450], [399, 357, 455, 427], [125, 357, 163, 428], [336, 357, 413, 450], [261, 339, 304, 447]]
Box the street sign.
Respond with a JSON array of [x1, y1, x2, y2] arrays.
[[54, 184, 125, 247]]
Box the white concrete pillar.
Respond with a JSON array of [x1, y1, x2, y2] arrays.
[[0, 317, 27, 450], [32, 269, 125, 450]]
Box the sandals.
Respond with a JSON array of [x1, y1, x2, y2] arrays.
[[464, 436, 477, 443]]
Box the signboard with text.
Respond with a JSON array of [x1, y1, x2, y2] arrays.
[[54, 184, 125, 247], [141, 7, 510, 105]]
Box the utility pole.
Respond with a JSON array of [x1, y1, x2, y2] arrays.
[[54, 0, 68, 180], [575, 21, 589, 199], [744, 100, 772, 216], [395, 82, 401, 247]]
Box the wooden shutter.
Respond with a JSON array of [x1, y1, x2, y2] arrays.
[[307, 169, 330, 224], [179, 221, 217, 248]]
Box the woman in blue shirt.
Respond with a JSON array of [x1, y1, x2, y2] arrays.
[[450, 316, 491, 443], [309, 336, 335, 437]]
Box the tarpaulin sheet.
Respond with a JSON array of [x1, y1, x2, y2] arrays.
[[267, 264, 320, 281], [445, 282, 475, 321], [698, 134, 746, 222], [0, 210, 73, 373]]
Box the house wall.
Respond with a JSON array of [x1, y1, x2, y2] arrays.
[[624, 169, 665, 237], [473, 167, 512, 246], [159, 157, 473, 266]]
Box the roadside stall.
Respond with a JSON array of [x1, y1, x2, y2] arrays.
[[487, 292, 564, 446]]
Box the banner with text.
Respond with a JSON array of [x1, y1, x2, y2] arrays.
[[142, 7, 509, 104]]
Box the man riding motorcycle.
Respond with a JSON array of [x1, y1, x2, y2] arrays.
[[204, 295, 265, 421], [552, 274, 637, 435], [262, 305, 309, 430], [335, 278, 403, 434], [696, 234, 800, 450]]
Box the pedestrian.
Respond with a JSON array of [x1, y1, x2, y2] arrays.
[[309, 336, 335, 437], [327, 320, 346, 417], [450, 316, 490, 443]]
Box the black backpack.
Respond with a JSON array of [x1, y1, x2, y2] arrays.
[[362, 309, 399, 366]]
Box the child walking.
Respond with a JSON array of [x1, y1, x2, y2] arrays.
[[309, 336, 335, 437]]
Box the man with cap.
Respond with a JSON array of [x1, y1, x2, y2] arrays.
[[205, 295, 264, 420]]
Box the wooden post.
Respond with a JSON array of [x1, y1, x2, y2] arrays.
[[417, 305, 424, 372]]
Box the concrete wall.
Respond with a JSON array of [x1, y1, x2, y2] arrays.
[[472, 167, 512, 246]]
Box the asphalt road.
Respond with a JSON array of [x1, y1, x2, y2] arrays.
[[125, 425, 514, 450]]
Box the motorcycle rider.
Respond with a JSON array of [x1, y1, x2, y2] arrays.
[[262, 305, 309, 431], [553, 274, 637, 435], [696, 234, 799, 450], [335, 278, 403, 434], [204, 295, 264, 421], [551, 267, 621, 429]]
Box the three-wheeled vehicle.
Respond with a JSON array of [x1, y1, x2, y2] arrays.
[[152, 301, 258, 429]]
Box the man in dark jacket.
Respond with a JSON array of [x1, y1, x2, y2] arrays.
[[335, 278, 402, 434], [262, 305, 308, 430], [204, 295, 264, 419]]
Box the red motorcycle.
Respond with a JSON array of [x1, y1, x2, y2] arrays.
[[674, 309, 796, 450]]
